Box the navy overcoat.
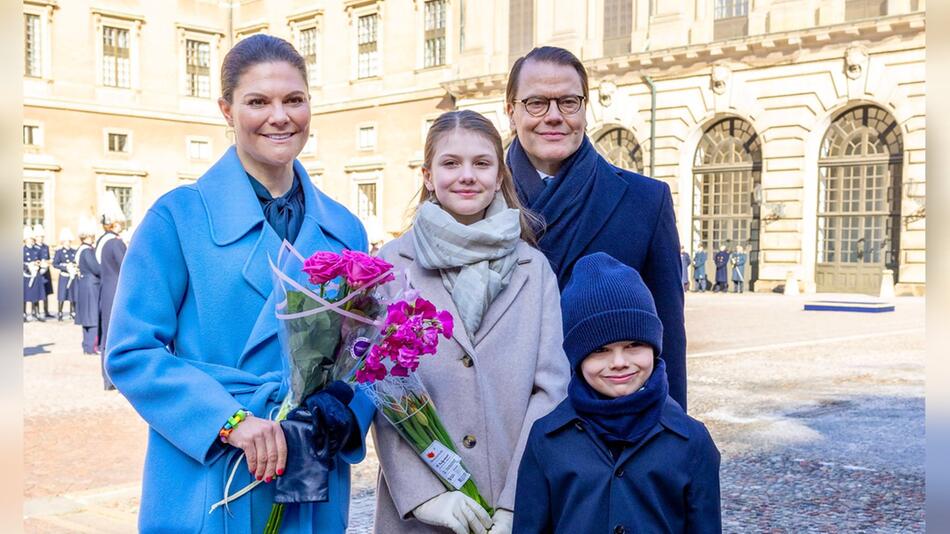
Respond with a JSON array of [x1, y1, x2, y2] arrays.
[[96, 231, 126, 349], [23, 245, 45, 302], [714, 250, 730, 283], [692, 250, 707, 280], [105, 147, 376, 534], [514, 397, 721, 534], [53, 246, 79, 303], [74, 243, 100, 327]]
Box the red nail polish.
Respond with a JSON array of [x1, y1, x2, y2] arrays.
[[256, 475, 263, 481], [265, 477, 272, 483], [277, 469, 284, 476]]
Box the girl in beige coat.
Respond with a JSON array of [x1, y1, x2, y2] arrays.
[[372, 110, 570, 534]]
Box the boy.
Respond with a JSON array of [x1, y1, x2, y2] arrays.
[[514, 252, 721, 534]]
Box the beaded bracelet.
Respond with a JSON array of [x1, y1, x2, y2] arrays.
[[218, 409, 252, 443]]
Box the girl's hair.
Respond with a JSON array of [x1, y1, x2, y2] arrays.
[[220, 34, 308, 103], [414, 110, 540, 244], [505, 46, 589, 104]]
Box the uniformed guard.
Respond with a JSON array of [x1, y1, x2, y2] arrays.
[[680, 245, 691, 292], [714, 245, 730, 293], [53, 228, 79, 321], [731, 244, 748, 293], [23, 226, 45, 322], [692, 244, 708, 292], [75, 220, 101, 354], [32, 224, 55, 319], [96, 193, 127, 390]]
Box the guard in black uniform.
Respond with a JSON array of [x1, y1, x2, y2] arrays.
[[32, 225, 55, 319], [75, 227, 101, 355], [23, 227, 45, 322], [96, 205, 127, 390], [53, 228, 79, 321], [714, 245, 730, 293]]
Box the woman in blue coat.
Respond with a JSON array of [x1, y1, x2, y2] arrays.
[[105, 35, 375, 534]]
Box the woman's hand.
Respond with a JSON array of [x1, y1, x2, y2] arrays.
[[226, 415, 288, 483]]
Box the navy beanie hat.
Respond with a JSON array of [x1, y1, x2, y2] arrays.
[[561, 252, 663, 371]]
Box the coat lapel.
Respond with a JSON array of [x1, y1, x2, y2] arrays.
[[557, 167, 628, 280], [404, 255, 481, 361]]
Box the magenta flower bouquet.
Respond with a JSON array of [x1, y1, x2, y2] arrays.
[[337, 295, 493, 515]]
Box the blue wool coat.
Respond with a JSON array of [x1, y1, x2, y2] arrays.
[[105, 146, 375, 534], [74, 244, 100, 327], [53, 246, 79, 303], [714, 251, 730, 283], [514, 397, 721, 534], [692, 250, 707, 280]]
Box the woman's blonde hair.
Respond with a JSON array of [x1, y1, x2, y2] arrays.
[[413, 110, 540, 244]]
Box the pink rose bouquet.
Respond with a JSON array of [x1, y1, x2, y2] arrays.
[[335, 296, 492, 515]]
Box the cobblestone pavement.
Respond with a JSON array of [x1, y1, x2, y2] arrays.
[[23, 293, 925, 532]]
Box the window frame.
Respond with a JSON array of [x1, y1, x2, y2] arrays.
[[22, 122, 43, 148], [104, 128, 133, 155], [186, 136, 213, 161], [97, 171, 143, 228], [356, 12, 381, 79], [423, 0, 448, 69], [23, 2, 54, 80], [92, 10, 143, 91], [184, 38, 212, 98], [357, 123, 378, 151]]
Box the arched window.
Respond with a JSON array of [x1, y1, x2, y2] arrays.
[[594, 127, 644, 173], [816, 105, 902, 293], [691, 117, 762, 284]]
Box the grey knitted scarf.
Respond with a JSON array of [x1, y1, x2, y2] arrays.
[[412, 194, 522, 339]]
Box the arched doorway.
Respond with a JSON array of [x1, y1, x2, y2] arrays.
[[691, 117, 762, 289], [816, 104, 902, 294], [594, 127, 644, 173]]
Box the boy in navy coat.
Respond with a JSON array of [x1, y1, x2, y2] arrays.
[[514, 252, 721, 534]]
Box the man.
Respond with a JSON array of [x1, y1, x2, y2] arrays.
[[714, 245, 730, 293], [731, 244, 748, 293], [96, 195, 127, 390], [23, 226, 44, 322], [75, 223, 101, 355], [693, 244, 708, 293], [680, 246, 691, 292], [53, 228, 79, 321], [505, 46, 687, 409], [32, 224, 55, 319]]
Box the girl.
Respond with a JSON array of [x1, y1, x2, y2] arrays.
[[373, 110, 570, 534], [105, 35, 375, 534]]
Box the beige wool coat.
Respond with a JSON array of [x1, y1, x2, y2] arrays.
[[371, 230, 570, 533]]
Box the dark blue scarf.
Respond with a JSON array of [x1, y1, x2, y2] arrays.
[[569, 359, 669, 457], [506, 135, 625, 288], [248, 171, 305, 244]]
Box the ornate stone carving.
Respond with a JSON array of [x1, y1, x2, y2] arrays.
[[598, 81, 616, 107], [845, 46, 869, 80], [711, 64, 731, 95]]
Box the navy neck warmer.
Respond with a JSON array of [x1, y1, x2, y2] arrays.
[[248, 171, 304, 244], [569, 358, 669, 456]]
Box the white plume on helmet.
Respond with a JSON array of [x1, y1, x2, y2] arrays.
[[100, 191, 128, 225]]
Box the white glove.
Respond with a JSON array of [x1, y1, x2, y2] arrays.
[[488, 509, 513, 534], [412, 491, 493, 534]]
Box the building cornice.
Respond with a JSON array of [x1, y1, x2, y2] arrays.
[[443, 12, 925, 100], [90, 7, 145, 23], [92, 165, 148, 177], [311, 86, 447, 114], [24, 97, 226, 126], [175, 22, 227, 37]]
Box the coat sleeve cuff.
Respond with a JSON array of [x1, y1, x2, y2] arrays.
[[339, 387, 375, 464]]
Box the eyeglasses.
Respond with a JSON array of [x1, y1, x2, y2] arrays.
[[513, 95, 586, 117]]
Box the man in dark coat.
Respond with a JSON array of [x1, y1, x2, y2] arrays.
[[731, 244, 748, 293], [714, 245, 730, 293], [53, 228, 79, 321], [680, 246, 691, 291], [505, 46, 688, 409], [514, 254, 721, 534], [75, 229, 101, 355], [693, 244, 708, 292], [96, 213, 127, 390]]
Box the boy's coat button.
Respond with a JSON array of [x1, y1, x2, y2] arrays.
[[463, 435, 477, 448], [614, 467, 624, 478], [614, 525, 626, 534]]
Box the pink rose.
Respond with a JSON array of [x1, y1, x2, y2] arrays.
[[302, 251, 345, 285], [342, 250, 394, 288]]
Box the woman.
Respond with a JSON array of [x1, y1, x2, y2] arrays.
[[105, 35, 374, 534], [372, 110, 570, 534]]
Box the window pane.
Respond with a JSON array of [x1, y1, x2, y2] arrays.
[[103, 27, 131, 88], [357, 183, 377, 218], [106, 186, 133, 222], [509, 0, 534, 64], [25, 14, 41, 77], [358, 14, 379, 78], [23, 182, 45, 228]]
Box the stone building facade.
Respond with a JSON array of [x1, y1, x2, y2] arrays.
[[23, 0, 925, 294]]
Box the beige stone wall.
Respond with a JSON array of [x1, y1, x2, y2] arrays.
[[22, 0, 926, 293]]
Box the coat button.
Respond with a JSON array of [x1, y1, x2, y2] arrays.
[[461, 355, 473, 367], [614, 525, 625, 534], [615, 467, 624, 478], [574, 421, 584, 431], [462, 435, 477, 448]]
